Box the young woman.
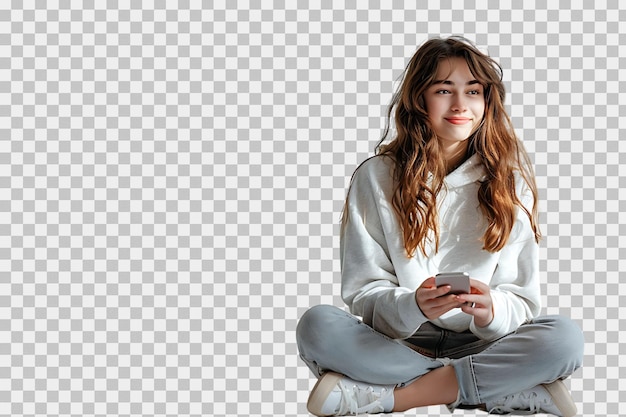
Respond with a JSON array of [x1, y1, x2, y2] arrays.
[[296, 37, 583, 416]]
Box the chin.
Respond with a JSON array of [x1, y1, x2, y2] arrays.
[[447, 136, 471, 143]]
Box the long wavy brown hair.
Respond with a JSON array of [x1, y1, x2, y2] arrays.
[[343, 36, 541, 257]]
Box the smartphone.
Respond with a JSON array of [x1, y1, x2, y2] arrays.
[[435, 272, 470, 295]]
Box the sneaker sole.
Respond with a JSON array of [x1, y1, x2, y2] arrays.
[[307, 372, 344, 416], [542, 380, 577, 417]]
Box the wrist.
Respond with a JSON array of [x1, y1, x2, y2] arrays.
[[475, 304, 495, 328]]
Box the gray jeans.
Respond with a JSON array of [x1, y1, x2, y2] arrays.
[[296, 304, 584, 407]]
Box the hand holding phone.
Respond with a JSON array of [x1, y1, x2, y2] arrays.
[[435, 272, 470, 296]]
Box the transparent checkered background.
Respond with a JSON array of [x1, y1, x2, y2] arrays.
[[2, 1, 624, 416]]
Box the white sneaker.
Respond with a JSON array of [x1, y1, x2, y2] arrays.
[[307, 372, 395, 416], [485, 380, 577, 416]]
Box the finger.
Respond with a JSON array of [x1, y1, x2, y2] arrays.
[[434, 285, 455, 298], [418, 284, 452, 301], [458, 296, 487, 311], [420, 277, 437, 289], [468, 278, 490, 294], [455, 293, 486, 307], [421, 293, 458, 309], [418, 290, 448, 310], [433, 293, 462, 306], [459, 302, 478, 315], [426, 299, 464, 318], [440, 296, 469, 312]]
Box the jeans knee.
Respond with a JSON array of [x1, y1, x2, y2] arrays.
[[296, 304, 342, 357], [533, 315, 584, 373]]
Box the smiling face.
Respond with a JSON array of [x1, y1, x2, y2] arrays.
[[424, 57, 486, 151]]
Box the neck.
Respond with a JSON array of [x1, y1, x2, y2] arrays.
[[442, 140, 469, 174]]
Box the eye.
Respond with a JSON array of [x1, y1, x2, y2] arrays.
[[435, 89, 451, 94], [467, 89, 481, 95]]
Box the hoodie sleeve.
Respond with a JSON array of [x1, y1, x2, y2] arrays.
[[340, 159, 428, 340], [470, 193, 542, 341]]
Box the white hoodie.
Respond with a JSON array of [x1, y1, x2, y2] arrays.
[[340, 153, 541, 341]]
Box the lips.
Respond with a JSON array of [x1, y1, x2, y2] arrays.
[[445, 117, 472, 125]]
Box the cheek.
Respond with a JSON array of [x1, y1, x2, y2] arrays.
[[473, 101, 486, 119], [424, 99, 444, 118]]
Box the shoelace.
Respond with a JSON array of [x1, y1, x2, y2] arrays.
[[336, 382, 390, 416], [489, 391, 552, 415]]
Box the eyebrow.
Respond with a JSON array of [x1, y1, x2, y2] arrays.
[[432, 79, 482, 86]]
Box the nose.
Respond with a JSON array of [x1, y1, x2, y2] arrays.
[[451, 95, 467, 112]]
